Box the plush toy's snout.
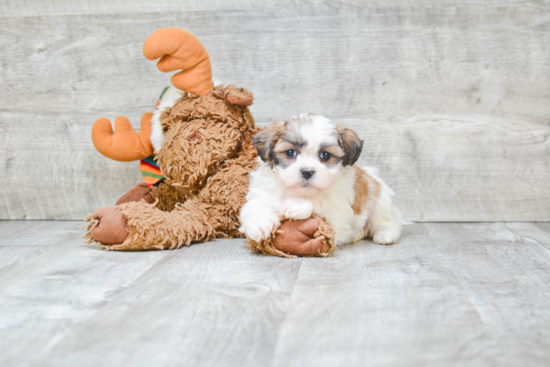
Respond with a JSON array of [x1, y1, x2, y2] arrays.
[[187, 132, 202, 144]]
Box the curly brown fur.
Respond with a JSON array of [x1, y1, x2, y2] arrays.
[[155, 86, 257, 197], [161, 85, 255, 132], [84, 87, 260, 250], [150, 182, 183, 212], [83, 214, 100, 244]]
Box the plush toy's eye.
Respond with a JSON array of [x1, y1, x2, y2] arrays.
[[286, 149, 297, 158], [320, 151, 331, 161]]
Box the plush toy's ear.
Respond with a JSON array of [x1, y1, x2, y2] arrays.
[[253, 121, 284, 165], [225, 86, 254, 106], [143, 28, 213, 96], [337, 125, 363, 166]]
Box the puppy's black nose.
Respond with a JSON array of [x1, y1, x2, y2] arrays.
[[301, 168, 315, 180]]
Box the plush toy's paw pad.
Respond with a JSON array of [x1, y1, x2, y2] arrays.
[[89, 206, 129, 245], [116, 182, 155, 205], [272, 218, 325, 256]]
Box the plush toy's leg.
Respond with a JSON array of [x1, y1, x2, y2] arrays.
[[247, 214, 336, 258], [116, 182, 155, 205], [149, 182, 186, 212], [84, 206, 129, 245], [84, 199, 236, 251]]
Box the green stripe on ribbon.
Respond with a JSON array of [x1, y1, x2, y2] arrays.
[[142, 171, 164, 179]]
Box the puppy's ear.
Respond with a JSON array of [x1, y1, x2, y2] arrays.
[[337, 125, 363, 166], [253, 120, 284, 165]]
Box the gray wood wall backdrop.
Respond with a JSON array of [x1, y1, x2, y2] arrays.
[[1, 1, 549, 221]]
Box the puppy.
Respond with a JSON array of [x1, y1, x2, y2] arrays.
[[239, 113, 403, 248]]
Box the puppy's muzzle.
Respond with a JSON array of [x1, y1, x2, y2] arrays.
[[300, 168, 315, 180]]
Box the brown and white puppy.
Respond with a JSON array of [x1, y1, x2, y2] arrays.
[[239, 113, 403, 247]]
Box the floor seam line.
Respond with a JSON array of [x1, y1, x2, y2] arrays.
[[268, 258, 304, 367]]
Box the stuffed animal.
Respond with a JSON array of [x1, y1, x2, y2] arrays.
[[84, 28, 335, 257]]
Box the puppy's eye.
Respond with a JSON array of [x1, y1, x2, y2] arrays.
[[286, 149, 297, 158], [320, 151, 331, 161]]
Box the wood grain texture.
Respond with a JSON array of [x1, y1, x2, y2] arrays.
[[0, 221, 170, 366], [2, 0, 549, 16], [2, 8, 549, 120], [41, 245, 301, 367], [1, 6, 549, 220], [0, 221, 301, 367], [270, 223, 504, 367], [2, 221, 550, 366], [351, 115, 550, 221], [534, 222, 550, 237], [424, 222, 550, 367], [2, 112, 548, 221]]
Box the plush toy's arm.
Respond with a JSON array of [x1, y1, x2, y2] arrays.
[[92, 113, 154, 161], [247, 215, 335, 258]]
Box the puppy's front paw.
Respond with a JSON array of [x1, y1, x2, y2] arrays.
[[373, 227, 400, 245], [279, 199, 314, 220], [241, 214, 280, 242]]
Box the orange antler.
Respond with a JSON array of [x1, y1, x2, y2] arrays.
[[143, 28, 213, 96], [91, 113, 154, 162]]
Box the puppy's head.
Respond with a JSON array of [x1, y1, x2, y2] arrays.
[[253, 113, 363, 197]]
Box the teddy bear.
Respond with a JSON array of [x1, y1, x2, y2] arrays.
[[83, 28, 335, 257]]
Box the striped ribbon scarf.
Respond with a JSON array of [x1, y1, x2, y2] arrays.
[[139, 87, 169, 186]]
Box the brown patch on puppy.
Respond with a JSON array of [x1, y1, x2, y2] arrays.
[[367, 171, 381, 199], [273, 141, 295, 153], [352, 166, 370, 215], [337, 125, 363, 166], [272, 140, 298, 168], [320, 144, 344, 157], [361, 170, 383, 238], [253, 120, 285, 166], [319, 143, 345, 167]]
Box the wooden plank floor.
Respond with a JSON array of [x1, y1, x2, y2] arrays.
[[1, 221, 549, 367]]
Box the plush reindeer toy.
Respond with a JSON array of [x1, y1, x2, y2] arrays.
[[84, 28, 335, 257]]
